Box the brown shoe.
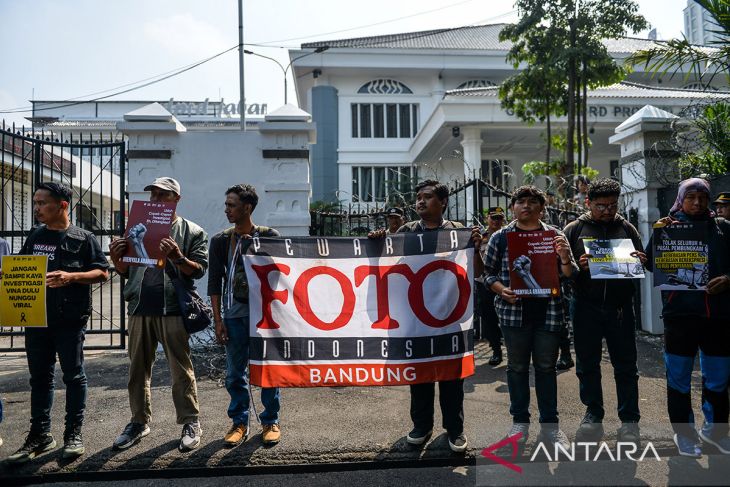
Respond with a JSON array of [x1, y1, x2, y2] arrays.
[[224, 424, 247, 447], [262, 423, 281, 445]]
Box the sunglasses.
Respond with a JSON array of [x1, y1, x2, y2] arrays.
[[489, 215, 505, 220]]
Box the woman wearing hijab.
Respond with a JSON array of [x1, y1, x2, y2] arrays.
[[645, 178, 730, 457]]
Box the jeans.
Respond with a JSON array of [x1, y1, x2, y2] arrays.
[[25, 326, 87, 434], [225, 316, 280, 426], [410, 379, 464, 435], [501, 324, 561, 424], [573, 300, 640, 422], [664, 317, 730, 440]]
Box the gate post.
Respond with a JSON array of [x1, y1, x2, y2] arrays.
[[609, 105, 678, 334]]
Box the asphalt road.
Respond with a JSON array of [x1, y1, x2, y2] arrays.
[[0, 333, 721, 486]]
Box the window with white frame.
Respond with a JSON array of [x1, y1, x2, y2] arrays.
[[351, 165, 419, 203], [350, 103, 419, 139]]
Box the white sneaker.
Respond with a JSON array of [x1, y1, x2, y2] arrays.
[[179, 422, 202, 451]]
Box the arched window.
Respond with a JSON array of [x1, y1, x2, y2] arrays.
[[455, 79, 496, 90], [358, 79, 413, 95]]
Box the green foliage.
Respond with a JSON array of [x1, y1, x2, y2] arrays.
[[310, 200, 341, 212], [626, 0, 730, 84], [677, 102, 730, 178]]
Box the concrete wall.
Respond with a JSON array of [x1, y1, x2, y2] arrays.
[[118, 103, 314, 296]]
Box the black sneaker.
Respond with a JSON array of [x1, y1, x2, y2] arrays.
[[488, 348, 503, 366], [62, 426, 85, 459], [448, 432, 468, 453], [576, 411, 604, 442], [113, 422, 150, 450], [406, 427, 433, 445], [539, 428, 570, 450], [617, 422, 641, 446], [6, 432, 56, 464], [556, 355, 574, 370]]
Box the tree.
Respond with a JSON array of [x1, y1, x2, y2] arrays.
[[500, 0, 647, 194], [627, 0, 730, 85]]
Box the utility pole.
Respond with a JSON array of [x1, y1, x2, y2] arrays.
[[238, 0, 246, 131]]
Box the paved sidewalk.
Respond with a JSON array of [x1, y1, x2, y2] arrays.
[[0, 334, 701, 479]]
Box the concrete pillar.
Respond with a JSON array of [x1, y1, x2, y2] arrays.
[[460, 127, 482, 225], [609, 105, 679, 334]]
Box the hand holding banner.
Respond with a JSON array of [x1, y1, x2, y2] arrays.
[[0, 255, 48, 327], [243, 230, 475, 388]]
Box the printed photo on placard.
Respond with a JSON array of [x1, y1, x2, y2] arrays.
[[582, 238, 645, 279], [507, 230, 560, 298], [653, 222, 708, 291], [121, 200, 177, 268]]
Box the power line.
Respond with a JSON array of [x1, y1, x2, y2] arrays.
[[0, 45, 239, 114]]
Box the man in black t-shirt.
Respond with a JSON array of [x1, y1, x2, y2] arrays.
[[370, 179, 483, 454], [6, 183, 109, 464]]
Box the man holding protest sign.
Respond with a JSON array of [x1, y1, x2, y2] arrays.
[[645, 178, 730, 457], [563, 178, 646, 444], [372, 179, 482, 453], [109, 177, 209, 452], [483, 185, 577, 450], [208, 184, 282, 447], [6, 183, 108, 464]]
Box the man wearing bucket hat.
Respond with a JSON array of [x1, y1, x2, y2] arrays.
[[109, 177, 209, 453], [477, 207, 506, 365]]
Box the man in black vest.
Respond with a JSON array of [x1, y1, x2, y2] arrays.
[[563, 178, 646, 444], [7, 183, 109, 463]]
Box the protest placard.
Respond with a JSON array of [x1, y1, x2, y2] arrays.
[[582, 238, 645, 279], [244, 231, 475, 388], [653, 222, 708, 291], [507, 230, 560, 297], [121, 201, 176, 268], [0, 255, 47, 327]]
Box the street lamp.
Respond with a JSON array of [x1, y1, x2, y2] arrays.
[[243, 46, 329, 105]]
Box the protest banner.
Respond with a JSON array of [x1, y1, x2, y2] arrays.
[[243, 230, 475, 388], [0, 255, 47, 327], [121, 201, 176, 268], [582, 238, 645, 279], [653, 222, 708, 291], [506, 230, 560, 297]]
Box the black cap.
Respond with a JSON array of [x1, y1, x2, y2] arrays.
[[36, 182, 72, 202], [386, 207, 404, 217], [485, 206, 505, 217], [713, 192, 730, 204]]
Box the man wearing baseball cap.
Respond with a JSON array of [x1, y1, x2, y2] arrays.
[[109, 177, 209, 453], [385, 207, 405, 234], [714, 192, 730, 219]]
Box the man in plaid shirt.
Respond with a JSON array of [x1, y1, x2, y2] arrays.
[[483, 185, 578, 450]]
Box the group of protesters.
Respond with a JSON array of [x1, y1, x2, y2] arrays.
[[1, 173, 729, 463]]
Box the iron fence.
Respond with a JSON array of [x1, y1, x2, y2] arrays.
[[0, 122, 127, 351]]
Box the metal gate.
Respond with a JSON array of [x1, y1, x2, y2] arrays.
[[0, 122, 126, 351]]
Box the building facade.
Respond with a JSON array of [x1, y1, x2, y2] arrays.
[[290, 23, 729, 208]]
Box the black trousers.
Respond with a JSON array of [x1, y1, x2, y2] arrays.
[[478, 282, 502, 349], [573, 300, 640, 422], [410, 379, 464, 435]]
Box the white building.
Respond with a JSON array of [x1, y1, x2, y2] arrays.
[[684, 0, 723, 46], [289, 23, 729, 207]]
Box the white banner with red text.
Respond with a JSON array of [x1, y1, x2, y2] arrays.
[[243, 230, 475, 387]]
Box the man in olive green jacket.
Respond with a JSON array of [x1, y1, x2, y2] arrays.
[[109, 177, 208, 453]]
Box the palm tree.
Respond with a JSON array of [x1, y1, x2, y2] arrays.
[[627, 0, 729, 85]]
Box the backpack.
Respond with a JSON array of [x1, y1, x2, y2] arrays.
[[228, 226, 274, 303]]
